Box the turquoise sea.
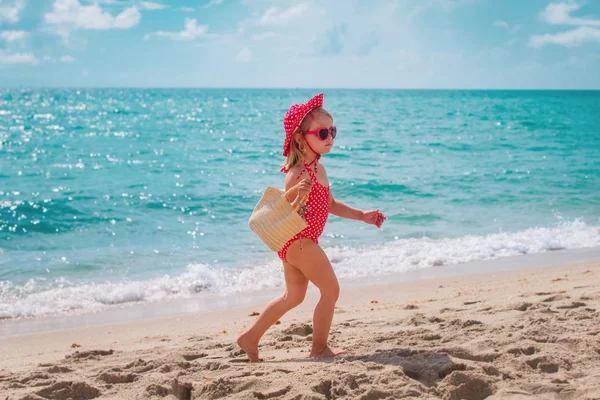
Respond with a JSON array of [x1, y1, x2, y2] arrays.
[[1, 89, 599, 319]]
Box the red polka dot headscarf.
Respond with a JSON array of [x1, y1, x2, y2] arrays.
[[282, 93, 324, 156]]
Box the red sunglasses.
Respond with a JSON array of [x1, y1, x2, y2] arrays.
[[304, 126, 337, 140]]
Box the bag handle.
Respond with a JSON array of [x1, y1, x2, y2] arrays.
[[283, 181, 309, 214]]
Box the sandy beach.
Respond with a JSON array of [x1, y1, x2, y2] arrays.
[[1, 260, 599, 399]]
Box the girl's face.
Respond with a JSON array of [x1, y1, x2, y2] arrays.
[[305, 113, 334, 155]]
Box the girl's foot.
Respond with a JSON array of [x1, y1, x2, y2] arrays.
[[308, 346, 347, 359], [236, 332, 260, 362]]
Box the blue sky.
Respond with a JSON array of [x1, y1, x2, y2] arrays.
[[0, 0, 599, 88]]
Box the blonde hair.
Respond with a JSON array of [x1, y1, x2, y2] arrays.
[[282, 107, 333, 172]]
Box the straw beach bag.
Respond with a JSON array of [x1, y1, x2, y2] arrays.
[[248, 184, 309, 252]]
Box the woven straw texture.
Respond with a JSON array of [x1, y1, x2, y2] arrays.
[[248, 186, 307, 252]]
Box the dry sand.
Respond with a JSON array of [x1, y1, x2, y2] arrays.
[[1, 261, 599, 400]]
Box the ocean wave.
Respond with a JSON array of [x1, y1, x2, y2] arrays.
[[1, 219, 598, 320]]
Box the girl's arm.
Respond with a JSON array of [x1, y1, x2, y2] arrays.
[[321, 165, 362, 220], [323, 165, 386, 227], [329, 193, 363, 221], [329, 192, 386, 228]]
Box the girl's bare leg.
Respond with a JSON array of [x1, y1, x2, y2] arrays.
[[236, 260, 308, 361], [286, 239, 346, 359]]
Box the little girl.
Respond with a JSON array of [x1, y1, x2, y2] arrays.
[[238, 93, 386, 361]]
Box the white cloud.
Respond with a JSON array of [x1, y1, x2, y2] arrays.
[[235, 2, 352, 60], [113, 6, 140, 28], [144, 17, 207, 40], [540, 1, 600, 26], [235, 46, 252, 62], [44, 0, 141, 41], [529, 25, 600, 47], [530, 1, 600, 47], [0, 51, 37, 65], [494, 21, 509, 29], [259, 4, 309, 25], [0, 29, 25, 42], [139, 1, 166, 10], [0, 0, 25, 24], [180, 6, 194, 12]]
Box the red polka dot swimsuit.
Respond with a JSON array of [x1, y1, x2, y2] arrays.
[[277, 159, 330, 262]]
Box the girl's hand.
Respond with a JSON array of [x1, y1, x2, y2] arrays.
[[362, 209, 386, 228], [296, 178, 313, 199], [288, 178, 313, 208]]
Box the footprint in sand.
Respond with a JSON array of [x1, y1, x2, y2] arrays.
[[525, 357, 560, 373], [171, 379, 193, 400], [46, 365, 73, 373], [35, 381, 102, 399], [440, 347, 500, 362], [439, 371, 496, 400], [449, 319, 484, 329], [181, 352, 208, 361], [146, 383, 170, 397], [556, 301, 586, 309], [123, 358, 159, 373], [202, 361, 230, 371], [512, 302, 533, 311], [177, 361, 192, 370], [282, 323, 313, 337], [422, 333, 442, 341], [7, 371, 56, 390], [97, 371, 139, 384], [543, 294, 569, 302], [65, 349, 114, 361], [507, 346, 537, 356], [253, 385, 292, 399]]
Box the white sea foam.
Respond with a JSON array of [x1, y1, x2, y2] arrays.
[[1, 220, 599, 319]]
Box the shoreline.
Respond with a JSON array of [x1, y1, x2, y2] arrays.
[[1, 259, 599, 398], [1, 246, 599, 338]]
